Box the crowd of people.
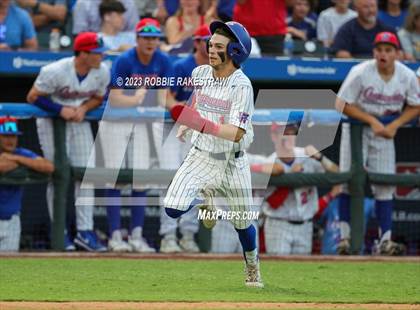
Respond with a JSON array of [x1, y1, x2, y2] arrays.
[[0, 0, 419, 60], [0, 1, 419, 255]]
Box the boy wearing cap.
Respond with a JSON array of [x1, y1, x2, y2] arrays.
[[336, 32, 420, 255], [99, 18, 173, 252], [158, 24, 211, 253], [26, 32, 110, 252], [0, 117, 54, 252]]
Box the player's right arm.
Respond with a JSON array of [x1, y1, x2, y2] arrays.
[[335, 65, 385, 135], [108, 54, 148, 108], [26, 86, 75, 121]]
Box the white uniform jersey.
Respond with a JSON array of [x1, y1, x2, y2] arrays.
[[337, 60, 420, 117], [34, 57, 110, 105], [190, 65, 254, 153], [249, 149, 324, 221]]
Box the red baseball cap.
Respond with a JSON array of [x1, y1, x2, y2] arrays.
[[193, 24, 211, 40], [374, 32, 400, 49], [136, 18, 164, 37], [74, 32, 108, 53]]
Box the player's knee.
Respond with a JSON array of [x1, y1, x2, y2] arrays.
[[165, 207, 184, 219]]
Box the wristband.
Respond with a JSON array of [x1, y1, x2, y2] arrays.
[[202, 120, 220, 136], [316, 153, 324, 161], [33, 96, 63, 115]]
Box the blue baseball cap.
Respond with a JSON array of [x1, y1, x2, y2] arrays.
[[0, 117, 22, 135]]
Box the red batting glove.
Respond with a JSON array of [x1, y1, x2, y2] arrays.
[[170, 104, 220, 136]]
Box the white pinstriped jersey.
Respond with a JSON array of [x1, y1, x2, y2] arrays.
[[338, 60, 420, 117], [190, 65, 254, 153], [249, 149, 324, 221], [34, 57, 110, 105]]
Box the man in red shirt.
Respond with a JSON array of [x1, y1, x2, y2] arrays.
[[233, 0, 293, 55]]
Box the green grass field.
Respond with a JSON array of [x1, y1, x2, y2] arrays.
[[0, 258, 419, 304]]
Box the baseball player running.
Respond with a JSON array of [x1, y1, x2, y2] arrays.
[[336, 32, 420, 255], [26, 32, 110, 252], [250, 123, 339, 255], [100, 18, 173, 252], [0, 117, 54, 251], [159, 25, 212, 253], [165, 21, 263, 288]]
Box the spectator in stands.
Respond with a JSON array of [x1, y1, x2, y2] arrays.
[[317, 0, 357, 48], [0, 0, 38, 50], [72, 0, 138, 35], [233, 0, 293, 56], [287, 0, 317, 41], [331, 0, 394, 58], [398, 3, 420, 61], [16, 0, 67, 33], [165, 0, 212, 50], [99, 0, 135, 52], [378, 0, 408, 31], [250, 123, 339, 255], [134, 0, 156, 19], [0, 117, 54, 252]]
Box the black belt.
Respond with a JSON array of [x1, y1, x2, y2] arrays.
[[194, 146, 244, 160], [287, 219, 312, 225]]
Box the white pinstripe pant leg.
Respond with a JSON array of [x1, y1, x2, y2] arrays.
[[37, 119, 96, 231], [154, 123, 199, 236], [220, 155, 253, 230], [291, 221, 313, 255], [69, 122, 95, 231], [339, 123, 369, 194], [36, 119, 55, 221], [99, 121, 132, 171], [264, 218, 293, 255], [0, 215, 20, 252], [164, 148, 220, 211], [366, 130, 395, 200]]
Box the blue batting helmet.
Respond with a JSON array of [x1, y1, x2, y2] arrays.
[[209, 21, 251, 66]]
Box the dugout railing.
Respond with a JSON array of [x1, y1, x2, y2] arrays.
[[1, 103, 419, 254]]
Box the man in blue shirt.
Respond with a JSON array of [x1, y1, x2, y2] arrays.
[[0, 0, 37, 50], [100, 18, 174, 253], [0, 117, 54, 252], [331, 0, 394, 58]]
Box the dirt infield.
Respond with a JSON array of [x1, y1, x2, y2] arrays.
[[1, 252, 420, 262], [1, 302, 420, 310]]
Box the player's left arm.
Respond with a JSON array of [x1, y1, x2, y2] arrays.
[[170, 103, 245, 142], [73, 66, 110, 122], [382, 74, 420, 138], [72, 95, 104, 122]]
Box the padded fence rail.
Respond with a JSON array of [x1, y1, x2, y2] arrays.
[[1, 104, 419, 253]]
